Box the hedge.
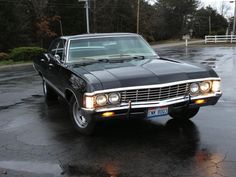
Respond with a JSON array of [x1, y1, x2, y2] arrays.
[[9, 47, 46, 61], [0, 52, 10, 61]]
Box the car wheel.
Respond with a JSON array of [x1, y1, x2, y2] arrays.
[[69, 96, 95, 135], [169, 107, 200, 120], [42, 79, 58, 101]]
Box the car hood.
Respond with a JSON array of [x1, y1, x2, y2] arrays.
[[69, 58, 218, 92]]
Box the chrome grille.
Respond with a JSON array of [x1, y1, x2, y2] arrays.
[[121, 83, 189, 103]]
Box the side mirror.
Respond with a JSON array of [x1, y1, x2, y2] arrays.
[[44, 53, 50, 62], [54, 54, 61, 64]]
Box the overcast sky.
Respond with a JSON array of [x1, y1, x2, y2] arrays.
[[148, 0, 234, 17], [200, 0, 234, 16]]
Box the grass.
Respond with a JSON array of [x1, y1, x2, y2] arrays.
[[0, 60, 32, 67]]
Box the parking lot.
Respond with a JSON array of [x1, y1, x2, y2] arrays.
[[0, 44, 236, 177]]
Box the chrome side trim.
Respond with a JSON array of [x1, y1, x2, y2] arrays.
[[43, 78, 65, 97], [32, 64, 38, 73], [85, 77, 221, 96], [82, 92, 222, 113], [44, 78, 80, 105]]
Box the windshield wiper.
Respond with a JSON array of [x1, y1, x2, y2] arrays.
[[108, 54, 146, 60], [98, 58, 110, 63], [133, 55, 145, 60], [75, 55, 151, 64], [108, 54, 132, 58], [69, 57, 98, 66], [76, 57, 97, 61]]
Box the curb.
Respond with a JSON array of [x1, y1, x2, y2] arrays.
[[0, 63, 33, 71]]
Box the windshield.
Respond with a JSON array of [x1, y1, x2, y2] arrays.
[[67, 35, 157, 63]]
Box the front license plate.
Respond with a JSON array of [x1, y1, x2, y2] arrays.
[[147, 107, 168, 119]]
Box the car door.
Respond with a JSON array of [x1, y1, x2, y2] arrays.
[[37, 51, 51, 79], [47, 39, 66, 95]]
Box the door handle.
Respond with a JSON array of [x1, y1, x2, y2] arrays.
[[49, 63, 54, 68]]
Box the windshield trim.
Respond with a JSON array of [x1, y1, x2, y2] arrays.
[[69, 34, 137, 41], [65, 35, 159, 63]]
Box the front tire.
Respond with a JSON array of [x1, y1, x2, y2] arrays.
[[42, 79, 58, 101], [69, 96, 95, 135], [169, 107, 200, 120]]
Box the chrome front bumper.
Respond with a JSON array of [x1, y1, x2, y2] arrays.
[[82, 92, 222, 113]]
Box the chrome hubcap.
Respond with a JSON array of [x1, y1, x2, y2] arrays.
[[73, 101, 88, 128]]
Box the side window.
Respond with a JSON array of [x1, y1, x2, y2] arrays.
[[58, 39, 65, 49], [56, 39, 65, 60], [48, 39, 65, 61], [48, 39, 60, 56]]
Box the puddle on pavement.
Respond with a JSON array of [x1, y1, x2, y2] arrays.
[[0, 161, 62, 176], [0, 102, 24, 111], [0, 160, 128, 177], [200, 58, 217, 68], [60, 163, 128, 177], [156, 46, 234, 71]]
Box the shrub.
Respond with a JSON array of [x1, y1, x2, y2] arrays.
[[9, 47, 46, 61], [0, 52, 10, 61]]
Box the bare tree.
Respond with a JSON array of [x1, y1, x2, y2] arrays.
[[219, 1, 231, 17], [28, 0, 48, 18]]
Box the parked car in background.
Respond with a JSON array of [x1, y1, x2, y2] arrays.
[[33, 33, 222, 134]]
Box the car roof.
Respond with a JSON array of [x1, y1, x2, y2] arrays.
[[61, 33, 139, 40]]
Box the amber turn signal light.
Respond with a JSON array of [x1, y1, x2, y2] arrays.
[[195, 99, 206, 105], [102, 112, 115, 117]]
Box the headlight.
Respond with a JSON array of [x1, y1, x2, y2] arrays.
[[108, 93, 120, 104], [190, 83, 200, 94], [84, 96, 94, 109], [200, 81, 211, 93], [212, 80, 221, 92], [96, 94, 108, 106]]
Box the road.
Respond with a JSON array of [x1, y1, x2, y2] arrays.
[[0, 45, 235, 177]]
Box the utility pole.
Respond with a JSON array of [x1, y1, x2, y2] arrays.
[[233, 0, 236, 34], [230, 0, 236, 34], [209, 16, 212, 35], [137, 0, 140, 34], [58, 20, 63, 36], [93, 0, 97, 32], [85, 0, 90, 33], [79, 0, 90, 34]]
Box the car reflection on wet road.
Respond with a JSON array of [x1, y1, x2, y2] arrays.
[[0, 45, 236, 177]]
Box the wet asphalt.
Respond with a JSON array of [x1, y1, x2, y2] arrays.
[[0, 44, 236, 177]]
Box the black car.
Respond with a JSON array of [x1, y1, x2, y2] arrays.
[[33, 33, 222, 134]]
